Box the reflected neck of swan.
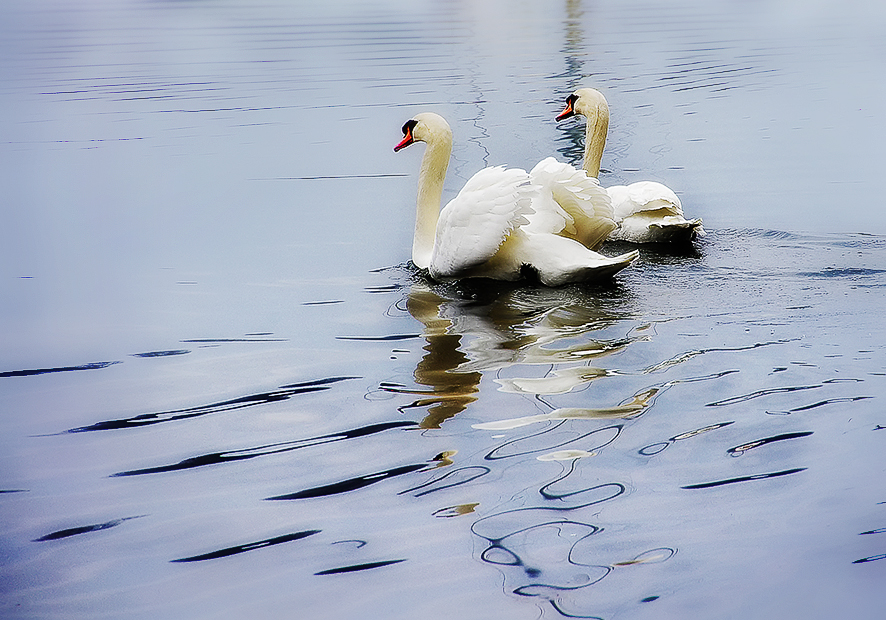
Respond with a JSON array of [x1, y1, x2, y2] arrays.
[[413, 136, 451, 269], [581, 102, 609, 179]]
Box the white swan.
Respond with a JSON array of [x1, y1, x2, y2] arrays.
[[394, 112, 638, 286], [556, 88, 704, 244]]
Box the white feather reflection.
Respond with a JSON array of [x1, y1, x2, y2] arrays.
[[395, 278, 641, 427], [473, 387, 659, 431]]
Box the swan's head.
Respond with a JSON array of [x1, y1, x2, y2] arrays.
[[556, 88, 609, 121], [394, 112, 453, 152]]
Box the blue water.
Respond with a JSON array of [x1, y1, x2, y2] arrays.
[[1, 1, 885, 619]]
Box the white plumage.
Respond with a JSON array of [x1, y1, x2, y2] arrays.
[[607, 181, 702, 243], [394, 113, 637, 286], [556, 87, 704, 244], [430, 165, 533, 276]]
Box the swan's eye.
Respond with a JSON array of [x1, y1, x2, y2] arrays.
[[401, 119, 418, 136], [395, 119, 419, 152], [556, 94, 579, 121]]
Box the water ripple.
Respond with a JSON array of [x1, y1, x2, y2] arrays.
[[484, 423, 623, 461], [682, 468, 807, 489], [315, 559, 406, 575], [1, 361, 120, 378], [727, 431, 813, 456], [639, 421, 734, 456], [266, 463, 429, 501], [112, 420, 416, 477], [707, 384, 822, 407], [399, 466, 490, 497], [171, 530, 320, 563], [65, 376, 359, 433], [768, 396, 874, 415], [33, 515, 145, 542], [130, 350, 190, 358]]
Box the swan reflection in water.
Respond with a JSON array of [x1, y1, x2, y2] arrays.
[[382, 274, 684, 616], [382, 275, 646, 428]]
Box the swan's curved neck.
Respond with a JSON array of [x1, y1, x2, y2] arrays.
[[412, 135, 451, 269], [581, 101, 609, 178]]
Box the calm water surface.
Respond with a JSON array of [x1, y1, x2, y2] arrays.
[[1, 1, 885, 619]]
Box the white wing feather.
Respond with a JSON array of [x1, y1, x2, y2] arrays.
[[527, 157, 616, 250], [430, 166, 535, 277]]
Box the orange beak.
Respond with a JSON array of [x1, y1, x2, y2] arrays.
[[394, 126, 414, 152], [556, 100, 575, 121]]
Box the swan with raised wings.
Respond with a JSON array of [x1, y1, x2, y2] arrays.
[[394, 112, 638, 286], [556, 88, 704, 244]]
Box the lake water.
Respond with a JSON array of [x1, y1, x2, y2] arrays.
[[1, 1, 885, 619]]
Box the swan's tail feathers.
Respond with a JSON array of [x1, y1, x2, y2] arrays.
[[521, 234, 638, 286], [563, 249, 639, 284], [687, 218, 706, 236], [529, 157, 616, 250], [430, 166, 535, 277]]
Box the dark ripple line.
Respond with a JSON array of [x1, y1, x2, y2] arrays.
[[399, 466, 490, 497], [539, 462, 627, 504], [266, 463, 427, 500], [860, 528, 886, 535], [643, 339, 790, 373], [474, 519, 603, 560], [518, 580, 609, 598], [34, 516, 144, 542], [364, 284, 403, 292], [66, 376, 359, 433], [315, 559, 406, 575], [336, 334, 421, 341], [112, 421, 416, 476], [707, 384, 822, 407], [180, 338, 286, 343], [471, 508, 606, 547], [682, 468, 807, 489], [41, 81, 216, 95], [171, 530, 320, 563], [1, 361, 120, 378], [853, 553, 886, 564], [639, 421, 736, 456], [550, 600, 606, 620], [775, 396, 874, 414], [278, 376, 360, 389], [131, 350, 190, 358], [69, 387, 323, 431], [672, 421, 735, 441], [727, 431, 813, 456], [331, 539, 367, 548]]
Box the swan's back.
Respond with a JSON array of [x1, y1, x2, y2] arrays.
[[607, 181, 684, 221], [608, 181, 704, 243]]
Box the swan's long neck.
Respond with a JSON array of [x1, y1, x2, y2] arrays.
[[412, 134, 451, 269], [581, 100, 609, 178]]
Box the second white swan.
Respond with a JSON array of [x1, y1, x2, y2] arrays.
[[394, 112, 638, 286], [556, 87, 704, 244]]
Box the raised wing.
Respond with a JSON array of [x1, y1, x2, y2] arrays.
[[528, 157, 616, 250], [429, 166, 535, 277]]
